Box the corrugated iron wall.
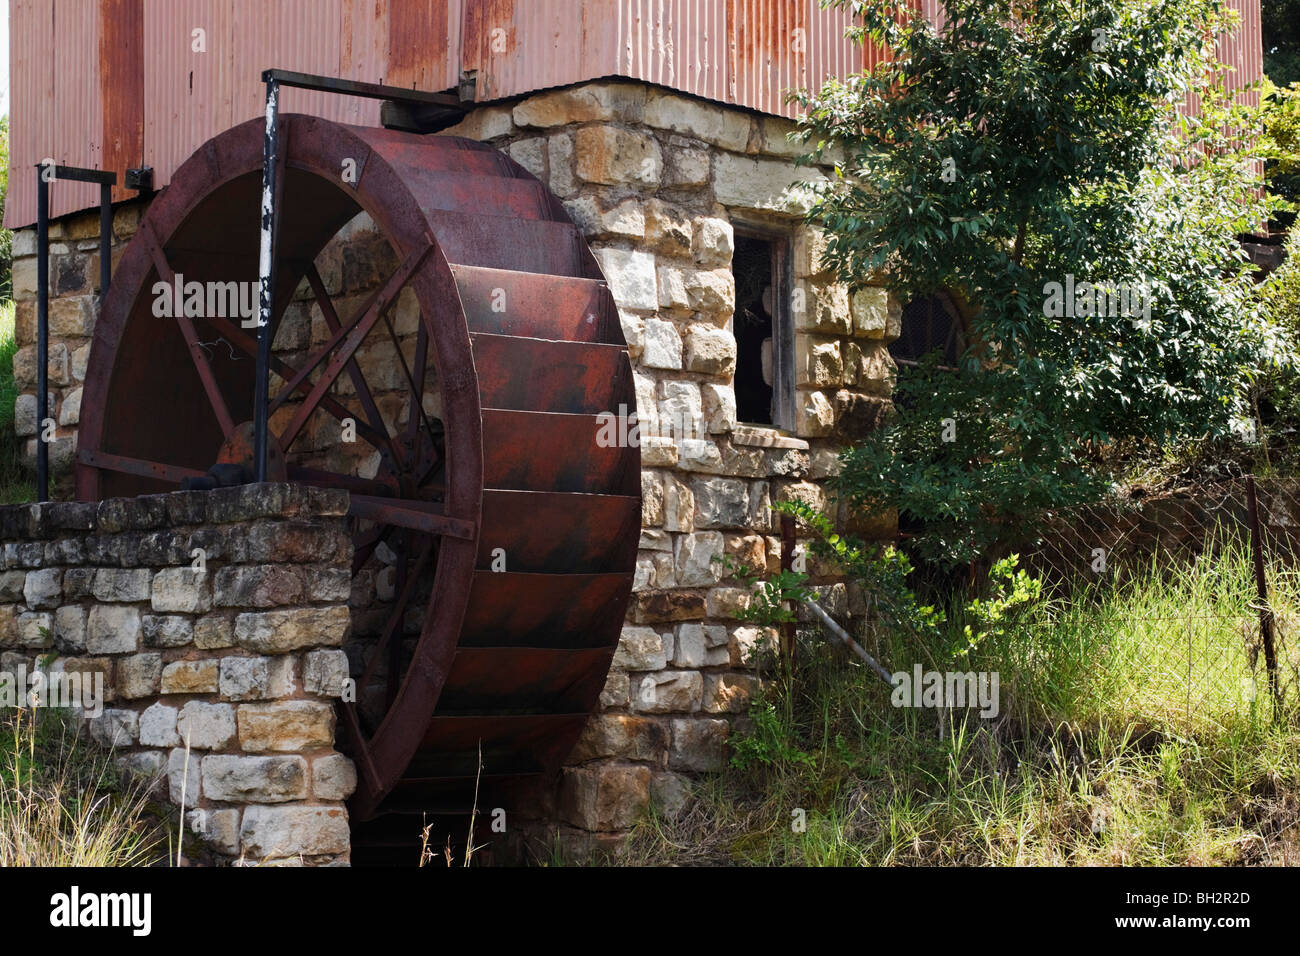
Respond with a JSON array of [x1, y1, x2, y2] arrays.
[[5, 0, 1266, 228]]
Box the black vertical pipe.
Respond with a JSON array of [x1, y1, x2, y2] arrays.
[[99, 182, 112, 298], [35, 165, 50, 503], [254, 78, 280, 483], [780, 513, 797, 669], [1244, 475, 1280, 710]]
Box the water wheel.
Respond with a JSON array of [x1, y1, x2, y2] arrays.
[[75, 114, 640, 860]]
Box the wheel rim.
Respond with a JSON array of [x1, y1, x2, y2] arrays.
[[77, 115, 483, 816], [78, 115, 640, 839]]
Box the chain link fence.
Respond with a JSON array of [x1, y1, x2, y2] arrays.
[[1019, 477, 1300, 727]]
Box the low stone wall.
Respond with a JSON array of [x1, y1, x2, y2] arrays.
[[0, 483, 356, 865]]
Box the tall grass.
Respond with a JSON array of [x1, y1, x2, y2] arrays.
[[617, 538, 1300, 866], [0, 299, 33, 504], [0, 708, 164, 867], [977, 536, 1297, 734]]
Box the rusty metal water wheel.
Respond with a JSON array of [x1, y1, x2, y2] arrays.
[[75, 115, 640, 862]]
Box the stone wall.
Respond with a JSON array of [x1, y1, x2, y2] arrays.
[[7, 80, 901, 858], [0, 483, 356, 865], [9, 205, 138, 500]]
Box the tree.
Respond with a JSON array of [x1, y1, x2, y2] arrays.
[[793, 0, 1287, 567], [1263, 0, 1300, 87]]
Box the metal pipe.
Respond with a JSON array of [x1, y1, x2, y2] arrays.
[[1244, 475, 1280, 709], [36, 164, 49, 502], [29, 164, 115, 503], [99, 182, 112, 298], [805, 599, 894, 685], [254, 77, 280, 483], [779, 513, 797, 665]]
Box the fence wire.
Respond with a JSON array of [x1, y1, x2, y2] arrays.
[[1020, 476, 1300, 726]]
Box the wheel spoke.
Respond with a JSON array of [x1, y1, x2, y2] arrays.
[[278, 244, 433, 451], [405, 321, 429, 443], [286, 464, 399, 497], [298, 265, 402, 468], [348, 494, 476, 540], [140, 222, 237, 439], [339, 702, 383, 790], [79, 449, 206, 485], [356, 535, 434, 698], [385, 535, 412, 709], [200, 313, 401, 461], [379, 306, 440, 456], [267, 281, 382, 417], [351, 522, 391, 576]]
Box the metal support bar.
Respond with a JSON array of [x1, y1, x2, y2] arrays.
[[36, 168, 49, 503], [40, 165, 116, 185], [99, 183, 113, 298], [33, 163, 117, 502], [261, 68, 468, 108], [1244, 475, 1281, 712], [254, 77, 280, 483]]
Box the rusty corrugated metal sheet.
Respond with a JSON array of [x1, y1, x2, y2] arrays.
[[5, 0, 1269, 228], [1224, 0, 1263, 105], [8, 0, 100, 225], [464, 0, 589, 102], [389, 0, 461, 90], [142, 0, 233, 203], [143, 0, 386, 186], [727, 0, 808, 117], [52, 4, 104, 215], [460, 0, 862, 119], [610, 0, 728, 103], [100, 0, 145, 205], [8, 0, 51, 228], [722, 0, 880, 119]]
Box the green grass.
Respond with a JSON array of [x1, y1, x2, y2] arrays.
[[0, 298, 33, 504], [616, 539, 1300, 866], [0, 708, 166, 867]]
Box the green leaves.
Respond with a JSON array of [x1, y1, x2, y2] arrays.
[[793, 0, 1285, 565], [956, 555, 1043, 659]]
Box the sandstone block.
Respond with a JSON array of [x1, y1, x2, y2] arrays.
[[203, 754, 308, 803], [236, 701, 334, 752]]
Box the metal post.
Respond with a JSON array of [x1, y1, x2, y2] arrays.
[[36, 165, 50, 503], [254, 76, 280, 483], [1244, 475, 1280, 711], [99, 182, 112, 298], [780, 513, 797, 668]]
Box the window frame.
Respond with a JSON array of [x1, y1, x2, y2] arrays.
[[730, 222, 795, 431]]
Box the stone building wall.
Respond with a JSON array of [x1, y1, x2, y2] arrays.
[[0, 484, 356, 865], [6, 80, 901, 858], [9, 204, 139, 500], [437, 81, 901, 856]]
